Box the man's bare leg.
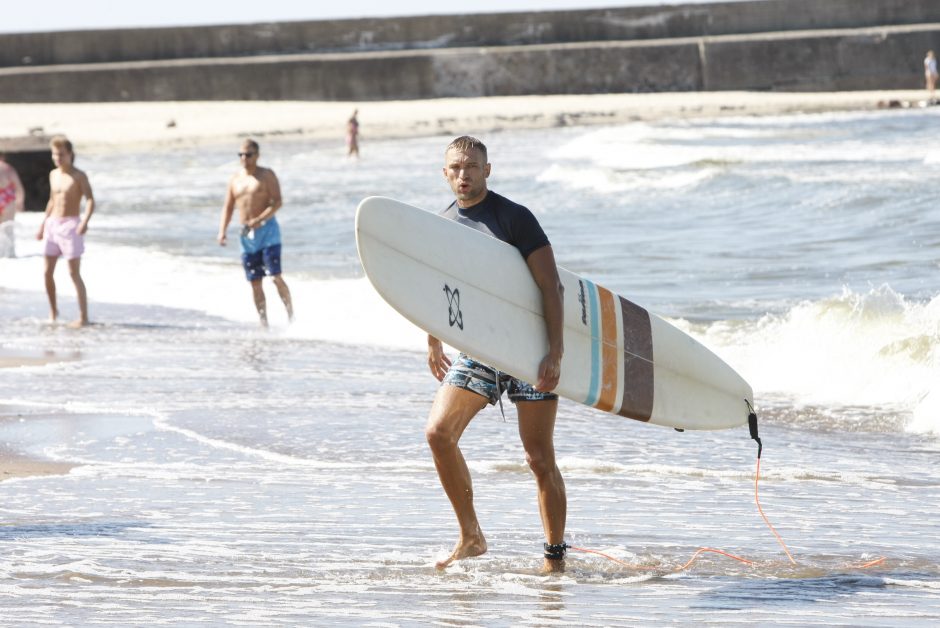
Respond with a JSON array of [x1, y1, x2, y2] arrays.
[[66, 257, 89, 327], [517, 399, 567, 573], [43, 256, 59, 323], [272, 274, 294, 321], [250, 279, 268, 327], [425, 385, 489, 569]]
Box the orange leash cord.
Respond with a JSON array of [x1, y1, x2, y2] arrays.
[[567, 544, 754, 573], [568, 405, 886, 573], [754, 454, 796, 565]]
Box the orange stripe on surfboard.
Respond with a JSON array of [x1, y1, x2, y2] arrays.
[[596, 286, 619, 412]]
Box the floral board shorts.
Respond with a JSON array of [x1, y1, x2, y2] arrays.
[[441, 353, 558, 405]]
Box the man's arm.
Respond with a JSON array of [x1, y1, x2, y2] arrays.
[[526, 245, 564, 392], [36, 172, 55, 240], [247, 169, 283, 228], [77, 171, 94, 235], [427, 334, 452, 382], [218, 180, 236, 245]]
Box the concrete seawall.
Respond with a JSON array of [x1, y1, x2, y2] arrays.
[[2, 25, 937, 102], [3, 0, 940, 66], [1, 1, 939, 102]]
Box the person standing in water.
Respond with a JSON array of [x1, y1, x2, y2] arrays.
[[424, 136, 568, 572], [346, 109, 360, 159], [36, 135, 95, 327], [218, 139, 294, 327]]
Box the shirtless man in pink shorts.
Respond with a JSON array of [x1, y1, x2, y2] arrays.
[[36, 135, 95, 327]]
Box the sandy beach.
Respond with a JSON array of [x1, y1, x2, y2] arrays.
[[0, 90, 933, 151]]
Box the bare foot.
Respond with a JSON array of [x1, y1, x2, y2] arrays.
[[436, 533, 487, 570], [49, 310, 58, 324], [541, 557, 565, 574], [67, 319, 89, 329]]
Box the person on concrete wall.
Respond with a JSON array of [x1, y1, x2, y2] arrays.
[[36, 135, 95, 327], [0, 152, 26, 258], [217, 138, 294, 327], [925, 50, 938, 98]]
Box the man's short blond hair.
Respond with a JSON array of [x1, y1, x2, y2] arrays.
[[446, 136, 487, 163], [50, 135, 73, 154]]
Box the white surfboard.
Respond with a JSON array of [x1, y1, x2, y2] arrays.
[[355, 196, 754, 431]]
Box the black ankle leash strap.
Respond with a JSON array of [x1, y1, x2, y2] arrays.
[[544, 542, 569, 560]]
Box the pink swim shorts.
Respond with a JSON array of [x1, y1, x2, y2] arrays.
[[43, 216, 84, 260]]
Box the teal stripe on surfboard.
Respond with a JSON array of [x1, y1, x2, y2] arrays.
[[584, 278, 602, 407]]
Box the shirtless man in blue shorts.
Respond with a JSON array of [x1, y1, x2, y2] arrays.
[[426, 136, 568, 572], [217, 139, 294, 327]]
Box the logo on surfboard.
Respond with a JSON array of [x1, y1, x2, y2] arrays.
[[444, 284, 464, 330], [578, 280, 588, 325]]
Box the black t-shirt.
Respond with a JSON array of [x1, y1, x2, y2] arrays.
[[440, 191, 550, 259]]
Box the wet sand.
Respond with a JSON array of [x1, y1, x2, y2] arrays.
[[0, 444, 74, 481], [1, 353, 79, 481], [0, 349, 80, 369]]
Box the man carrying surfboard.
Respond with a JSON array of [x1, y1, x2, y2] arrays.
[[426, 136, 568, 572]]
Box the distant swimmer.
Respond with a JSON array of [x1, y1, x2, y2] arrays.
[[217, 139, 294, 327], [926, 50, 938, 98], [0, 152, 25, 258], [36, 136, 95, 327], [425, 136, 568, 573], [346, 109, 360, 159]]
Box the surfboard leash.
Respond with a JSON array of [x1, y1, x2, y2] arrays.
[[566, 400, 886, 573], [565, 405, 774, 574], [746, 402, 885, 570], [566, 544, 755, 573], [747, 400, 796, 565]]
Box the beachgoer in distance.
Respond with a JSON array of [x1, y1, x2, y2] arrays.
[[346, 109, 360, 159], [36, 135, 95, 327], [425, 136, 568, 572], [926, 50, 938, 98], [218, 139, 294, 327], [0, 152, 26, 258]]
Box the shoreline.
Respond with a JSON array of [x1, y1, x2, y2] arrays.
[[1, 354, 80, 482], [0, 90, 935, 152]]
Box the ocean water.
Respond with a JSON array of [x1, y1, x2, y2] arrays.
[[1, 107, 939, 625]]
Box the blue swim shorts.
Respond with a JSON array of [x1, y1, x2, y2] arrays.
[[442, 353, 558, 405], [240, 218, 281, 255], [241, 244, 282, 282]]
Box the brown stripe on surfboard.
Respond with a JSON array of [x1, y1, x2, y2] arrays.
[[617, 296, 654, 422]]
